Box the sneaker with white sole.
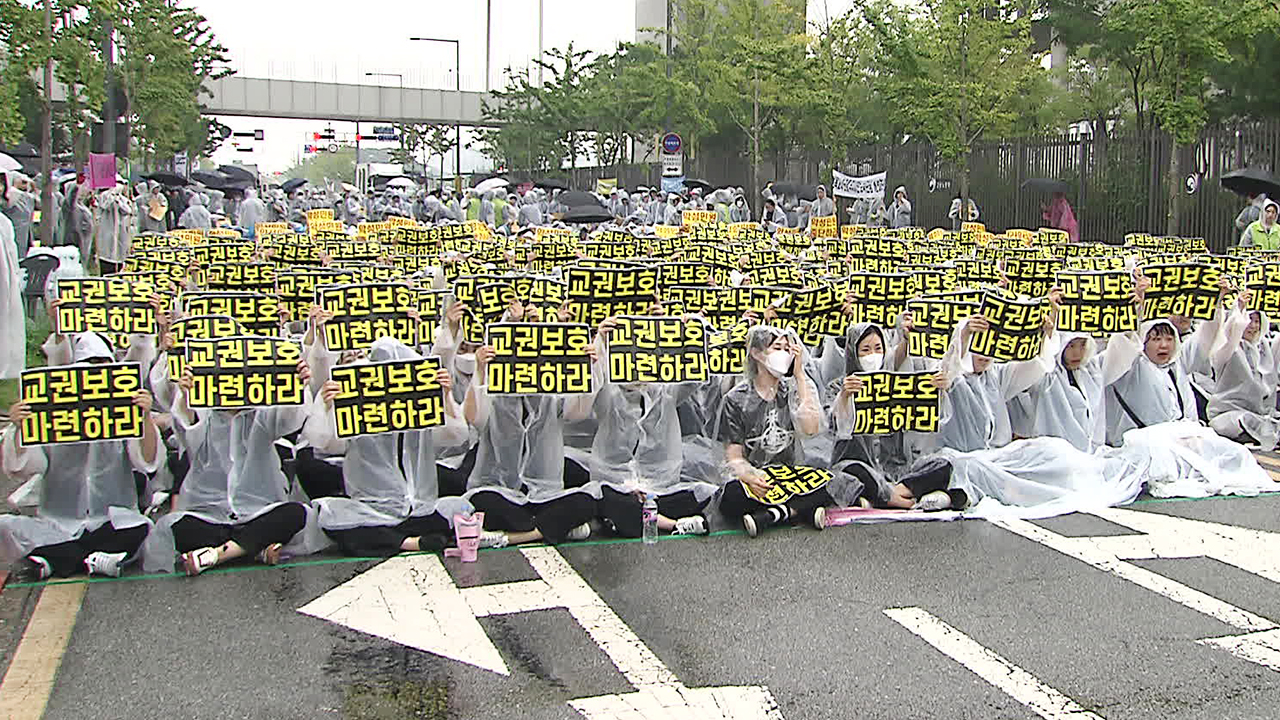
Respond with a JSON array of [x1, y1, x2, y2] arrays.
[[566, 523, 592, 542], [811, 506, 826, 530], [672, 516, 709, 536], [181, 547, 220, 577], [478, 530, 508, 549], [84, 551, 127, 578], [914, 490, 953, 511]]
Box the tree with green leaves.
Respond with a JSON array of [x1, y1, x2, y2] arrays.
[[860, 0, 1044, 216]]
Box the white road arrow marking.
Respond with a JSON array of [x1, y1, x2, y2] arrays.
[[885, 607, 1104, 720], [995, 508, 1280, 671], [298, 546, 786, 719]]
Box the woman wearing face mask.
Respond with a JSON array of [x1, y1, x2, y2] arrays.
[[461, 304, 600, 548], [827, 321, 959, 510], [303, 337, 473, 557], [0, 332, 161, 580], [582, 317, 719, 538], [729, 195, 752, 223], [1207, 291, 1280, 449], [716, 325, 827, 536]]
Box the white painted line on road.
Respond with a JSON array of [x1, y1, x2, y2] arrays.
[[1198, 628, 1280, 672], [884, 607, 1104, 720], [0, 583, 87, 720]]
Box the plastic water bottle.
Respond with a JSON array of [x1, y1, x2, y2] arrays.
[[642, 493, 659, 545]]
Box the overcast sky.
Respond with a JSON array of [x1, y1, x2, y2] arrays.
[[193, 1, 853, 173]]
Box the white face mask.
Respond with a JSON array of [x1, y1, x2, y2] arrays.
[[454, 353, 477, 375], [860, 352, 884, 372], [764, 349, 793, 377]]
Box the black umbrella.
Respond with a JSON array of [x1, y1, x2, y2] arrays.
[[217, 165, 257, 182], [683, 178, 714, 193], [561, 206, 613, 224], [1221, 168, 1280, 199], [144, 172, 189, 187], [1021, 178, 1069, 194], [559, 190, 603, 208], [190, 170, 227, 186], [769, 182, 817, 200], [282, 177, 308, 193], [533, 177, 569, 191], [469, 173, 506, 188]]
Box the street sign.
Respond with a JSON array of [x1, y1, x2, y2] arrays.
[[661, 152, 683, 177], [661, 132, 682, 154], [327, 143, 339, 153]]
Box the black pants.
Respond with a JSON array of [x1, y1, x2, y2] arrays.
[[172, 503, 307, 557], [30, 523, 149, 578], [98, 259, 122, 275], [719, 480, 832, 523], [326, 514, 451, 557], [842, 459, 964, 508], [598, 488, 706, 538], [294, 447, 346, 500], [469, 491, 595, 545], [436, 445, 478, 499]]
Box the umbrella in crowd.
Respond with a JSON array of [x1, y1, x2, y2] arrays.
[[768, 182, 818, 200], [475, 177, 509, 194], [190, 170, 227, 186], [560, 206, 613, 224], [1021, 178, 1070, 194], [0, 153, 20, 172], [217, 165, 256, 183], [387, 177, 416, 189], [533, 177, 569, 191], [1221, 168, 1280, 199], [683, 178, 714, 193], [558, 190, 603, 208], [341, 182, 358, 193], [281, 178, 308, 193], [144, 172, 190, 187]]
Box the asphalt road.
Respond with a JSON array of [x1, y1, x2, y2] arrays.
[[5, 493, 1280, 720]]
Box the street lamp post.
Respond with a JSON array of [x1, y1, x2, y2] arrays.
[[410, 37, 462, 191]]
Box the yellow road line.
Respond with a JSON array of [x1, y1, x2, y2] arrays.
[[0, 583, 86, 720]]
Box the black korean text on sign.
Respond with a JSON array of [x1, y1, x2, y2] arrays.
[[851, 371, 941, 435], [318, 283, 419, 351], [19, 362, 144, 446], [969, 294, 1046, 362], [185, 336, 304, 409], [167, 314, 244, 379], [485, 323, 591, 395], [606, 316, 709, 384], [566, 267, 659, 328], [1246, 262, 1280, 316], [846, 273, 913, 327], [276, 269, 357, 322], [331, 356, 446, 438], [1055, 270, 1137, 337], [184, 291, 280, 334], [745, 466, 833, 505], [56, 277, 158, 336], [707, 321, 750, 376], [778, 286, 846, 347], [906, 299, 979, 360], [1140, 263, 1222, 321], [201, 262, 277, 293]]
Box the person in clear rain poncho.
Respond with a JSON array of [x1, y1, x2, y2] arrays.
[[1, 171, 35, 258], [178, 193, 213, 230], [810, 185, 835, 218], [0, 192, 23, 379], [716, 325, 829, 536], [303, 338, 473, 557], [884, 186, 912, 229], [94, 183, 136, 274], [729, 195, 751, 222], [139, 183, 168, 234], [1, 332, 161, 580], [237, 187, 268, 239], [1105, 318, 1202, 446], [1206, 292, 1280, 449], [462, 304, 599, 548], [142, 358, 321, 575], [577, 316, 720, 538], [826, 321, 960, 511]]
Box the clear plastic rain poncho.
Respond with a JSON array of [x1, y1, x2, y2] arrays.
[[0, 333, 159, 563], [1111, 421, 1277, 498], [1206, 308, 1280, 449], [464, 369, 598, 505], [936, 320, 1053, 452], [141, 373, 327, 572], [1010, 330, 1140, 452], [302, 338, 472, 531], [0, 212, 23, 378], [578, 335, 719, 501], [1105, 319, 1198, 446]]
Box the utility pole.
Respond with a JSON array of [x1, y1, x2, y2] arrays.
[[102, 16, 115, 164], [485, 0, 493, 92], [40, 0, 54, 248]]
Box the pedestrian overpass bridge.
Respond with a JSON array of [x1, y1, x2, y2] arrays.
[[198, 76, 500, 126]]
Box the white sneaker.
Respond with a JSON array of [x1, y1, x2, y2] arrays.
[[672, 516, 709, 536], [811, 506, 826, 530], [478, 531, 508, 549], [914, 490, 952, 512], [84, 551, 127, 578], [566, 523, 592, 541]]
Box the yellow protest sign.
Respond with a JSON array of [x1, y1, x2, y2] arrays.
[[485, 323, 591, 394], [852, 372, 941, 434], [185, 336, 304, 409], [317, 283, 419, 351], [19, 362, 144, 446], [606, 316, 708, 384], [56, 277, 157, 336], [331, 356, 446, 438]]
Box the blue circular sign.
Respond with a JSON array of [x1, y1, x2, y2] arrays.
[[661, 133, 682, 154]]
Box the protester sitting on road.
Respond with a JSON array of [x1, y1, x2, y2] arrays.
[[716, 325, 829, 536], [1, 333, 161, 580], [304, 337, 472, 557], [1206, 292, 1280, 450], [826, 321, 958, 511], [462, 302, 599, 548], [143, 360, 318, 575], [761, 198, 787, 233], [1104, 319, 1202, 447]]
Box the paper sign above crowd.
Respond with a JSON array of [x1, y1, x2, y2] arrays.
[[19, 362, 145, 446]]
